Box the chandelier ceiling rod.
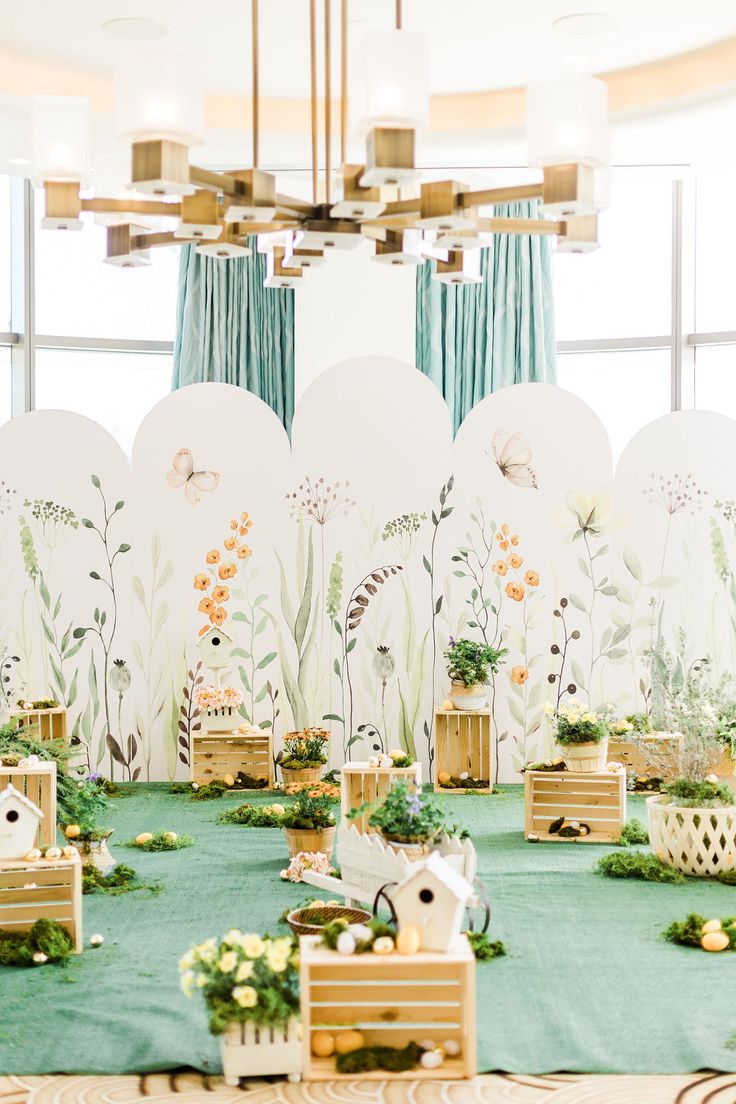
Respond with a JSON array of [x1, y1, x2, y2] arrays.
[[324, 0, 332, 207], [340, 0, 348, 164], [309, 0, 319, 205], [252, 0, 260, 168]]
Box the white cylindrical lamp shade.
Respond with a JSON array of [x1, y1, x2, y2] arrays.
[[32, 96, 90, 184], [526, 74, 609, 169], [351, 29, 430, 134], [115, 44, 204, 146]]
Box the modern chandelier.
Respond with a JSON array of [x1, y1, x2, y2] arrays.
[[31, 0, 611, 287]]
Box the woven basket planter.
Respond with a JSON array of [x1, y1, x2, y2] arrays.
[[281, 766, 323, 787], [448, 681, 487, 711], [647, 794, 736, 877], [286, 904, 371, 937], [220, 1018, 301, 1085], [283, 825, 336, 860], [561, 738, 608, 774]]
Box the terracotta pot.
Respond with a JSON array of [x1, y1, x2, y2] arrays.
[[68, 829, 115, 874], [283, 824, 335, 860], [448, 680, 487, 711], [561, 738, 608, 774], [281, 766, 322, 787]]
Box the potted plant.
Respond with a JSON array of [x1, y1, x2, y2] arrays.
[[194, 685, 243, 732], [179, 930, 301, 1084], [546, 700, 610, 773], [443, 638, 507, 711], [278, 727, 329, 786], [281, 788, 337, 861], [58, 776, 115, 873], [351, 779, 449, 858]]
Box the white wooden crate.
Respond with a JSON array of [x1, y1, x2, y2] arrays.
[[220, 1019, 301, 1085]]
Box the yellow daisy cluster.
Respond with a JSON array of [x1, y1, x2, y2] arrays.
[[178, 930, 295, 1003], [193, 511, 254, 636]]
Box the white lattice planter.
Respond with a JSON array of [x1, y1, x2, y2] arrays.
[[647, 794, 736, 877], [561, 739, 608, 774], [220, 1019, 301, 1085]]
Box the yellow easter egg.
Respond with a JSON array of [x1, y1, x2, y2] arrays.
[[335, 1030, 364, 1055], [44, 846, 62, 860], [702, 919, 722, 934], [223, 774, 235, 787], [270, 804, 286, 816], [441, 699, 455, 711], [164, 832, 177, 842], [311, 1031, 335, 1057], [136, 833, 154, 845], [396, 925, 421, 955], [437, 771, 451, 786], [24, 849, 41, 862], [388, 749, 404, 760], [701, 931, 730, 952], [64, 824, 81, 839]]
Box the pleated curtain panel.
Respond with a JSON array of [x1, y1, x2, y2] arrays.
[[416, 201, 557, 434], [172, 244, 295, 433]]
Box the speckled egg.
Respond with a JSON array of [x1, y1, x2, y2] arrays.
[[372, 936, 395, 955], [32, 952, 48, 964], [334, 1030, 364, 1055], [44, 847, 62, 860], [396, 925, 421, 955], [24, 849, 41, 862], [311, 1031, 335, 1057], [135, 833, 154, 845]]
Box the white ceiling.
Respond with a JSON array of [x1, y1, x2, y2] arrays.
[[3, 0, 736, 97]]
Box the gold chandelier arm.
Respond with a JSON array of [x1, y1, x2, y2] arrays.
[[309, 0, 319, 205], [324, 0, 332, 206], [131, 231, 191, 249], [461, 183, 543, 207], [477, 217, 562, 235], [340, 0, 348, 165], [81, 198, 182, 217], [189, 166, 240, 195], [275, 193, 319, 217], [379, 197, 422, 216]]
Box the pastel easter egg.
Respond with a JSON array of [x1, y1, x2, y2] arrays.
[[701, 931, 730, 952], [396, 925, 421, 955], [336, 931, 356, 956], [702, 919, 722, 934], [420, 1049, 444, 1070], [136, 833, 154, 845], [334, 1030, 364, 1055], [372, 936, 395, 955], [311, 1031, 335, 1057]]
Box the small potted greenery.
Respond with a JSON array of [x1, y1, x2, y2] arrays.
[[58, 777, 115, 873], [278, 727, 329, 786], [179, 930, 301, 1084], [351, 779, 449, 858], [444, 637, 507, 710], [281, 788, 337, 861], [546, 700, 610, 773]]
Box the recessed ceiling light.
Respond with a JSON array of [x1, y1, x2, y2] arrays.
[[102, 18, 170, 41], [552, 12, 619, 35]]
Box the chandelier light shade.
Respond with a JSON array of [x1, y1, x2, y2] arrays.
[[526, 74, 609, 169], [32, 95, 90, 185], [351, 29, 430, 134], [114, 43, 204, 147]]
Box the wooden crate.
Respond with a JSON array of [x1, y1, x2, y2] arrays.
[[0, 853, 82, 952], [10, 706, 67, 743], [434, 710, 492, 794], [0, 762, 57, 849], [524, 768, 626, 843], [299, 933, 476, 1081], [608, 732, 683, 782], [191, 732, 274, 787], [341, 761, 422, 832]]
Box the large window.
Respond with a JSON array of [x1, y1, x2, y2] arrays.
[[0, 346, 11, 427]]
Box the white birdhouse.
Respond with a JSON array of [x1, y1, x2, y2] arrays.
[[0, 785, 43, 861], [197, 626, 235, 672], [390, 851, 474, 953]]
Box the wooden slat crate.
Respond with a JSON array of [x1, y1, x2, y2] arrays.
[[434, 710, 492, 794], [0, 853, 82, 952], [0, 763, 57, 849], [191, 732, 274, 787], [10, 706, 67, 743], [299, 933, 476, 1081], [524, 768, 626, 843], [608, 732, 683, 783], [341, 761, 422, 832]]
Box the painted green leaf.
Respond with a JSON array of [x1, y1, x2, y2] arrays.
[[294, 528, 314, 654], [256, 651, 277, 671], [568, 594, 587, 612], [623, 547, 642, 582]]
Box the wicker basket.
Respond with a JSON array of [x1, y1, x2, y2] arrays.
[[647, 794, 736, 877], [561, 738, 608, 774], [283, 825, 336, 859], [281, 766, 322, 787], [286, 904, 371, 937]]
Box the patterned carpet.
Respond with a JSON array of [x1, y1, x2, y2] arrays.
[[3, 1073, 736, 1104]]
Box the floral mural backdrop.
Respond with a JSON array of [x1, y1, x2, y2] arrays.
[[1, 365, 734, 782]]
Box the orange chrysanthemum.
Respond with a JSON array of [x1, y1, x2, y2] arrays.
[[524, 570, 540, 587], [210, 606, 228, 626], [237, 545, 252, 560], [212, 585, 230, 603], [505, 582, 525, 602], [198, 597, 215, 614], [507, 553, 523, 569], [218, 563, 237, 580], [511, 665, 529, 685], [491, 560, 508, 576], [193, 573, 209, 591], [206, 549, 221, 565]]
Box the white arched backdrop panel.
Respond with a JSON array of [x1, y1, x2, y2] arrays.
[[0, 364, 732, 781]]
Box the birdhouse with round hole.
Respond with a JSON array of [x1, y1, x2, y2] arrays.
[[390, 851, 475, 953], [0, 785, 43, 861], [197, 626, 235, 672]]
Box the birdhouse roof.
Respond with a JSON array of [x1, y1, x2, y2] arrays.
[[197, 626, 234, 646], [0, 784, 43, 820], [395, 851, 473, 903]]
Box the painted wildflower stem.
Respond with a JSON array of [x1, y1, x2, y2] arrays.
[[548, 598, 579, 708], [423, 476, 454, 777], [132, 534, 173, 779], [72, 475, 131, 778], [177, 662, 204, 768]]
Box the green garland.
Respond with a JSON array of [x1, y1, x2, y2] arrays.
[[336, 1041, 423, 1074], [82, 863, 161, 896], [596, 852, 684, 883], [664, 913, 736, 948], [464, 930, 506, 960], [616, 818, 649, 846], [0, 919, 73, 967], [220, 804, 283, 827], [437, 776, 488, 790], [123, 831, 194, 851]]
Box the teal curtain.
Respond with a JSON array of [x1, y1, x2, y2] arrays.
[[416, 200, 556, 434], [173, 244, 295, 433]]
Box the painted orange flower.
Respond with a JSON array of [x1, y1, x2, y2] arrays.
[[198, 597, 215, 614], [507, 553, 523, 569], [210, 606, 228, 626], [241, 511, 251, 523], [224, 537, 238, 550], [505, 582, 525, 602], [237, 545, 252, 560], [206, 549, 221, 565], [218, 563, 237, 580], [511, 535, 520, 546], [198, 624, 210, 637], [499, 540, 509, 551], [501, 523, 510, 536], [194, 573, 209, 591], [511, 666, 529, 685], [491, 560, 508, 576], [212, 585, 230, 603], [524, 570, 540, 586]]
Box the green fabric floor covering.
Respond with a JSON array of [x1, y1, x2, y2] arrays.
[[2, 784, 736, 1076]]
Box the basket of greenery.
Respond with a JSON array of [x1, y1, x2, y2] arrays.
[[546, 699, 610, 773], [58, 776, 115, 873], [286, 904, 371, 937], [443, 638, 507, 711], [281, 788, 337, 859], [351, 779, 449, 858], [278, 727, 329, 786], [179, 930, 301, 1084]]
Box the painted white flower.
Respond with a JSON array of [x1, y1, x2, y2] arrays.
[[235, 960, 254, 982], [242, 934, 265, 959], [233, 985, 258, 1008], [218, 951, 238, 973], [179, 950, 195, 971], [559, 489, 627, 540], [180, 970, 196, 998], [195, 973, 208, 988]]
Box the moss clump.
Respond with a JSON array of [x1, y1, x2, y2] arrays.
[[523, 759, 566, 773], [220, 804, 283, 827], [438, 776, 488, 790], [716, 869, 736, 886], [321, 917, 395, 953], [617, 818, 649, 846], [664, 913, 736, 948], [664, 777, 735, 808], [631, 775, 664, 793], [596, 851, 684, 884], [465, 930, 506, 960], [170, 780, 229, 800], [0, 919, 73, 967], [82, 863, 160, 896], [336, 1041, 423, 1074], [123, 831, 194, 851]]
